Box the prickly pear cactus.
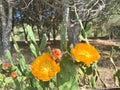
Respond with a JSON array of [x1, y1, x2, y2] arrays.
[[57, 53, 78, 90]]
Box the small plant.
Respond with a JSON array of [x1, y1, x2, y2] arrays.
[[0, 7, 110, 90], [2, 21, 103, 90]]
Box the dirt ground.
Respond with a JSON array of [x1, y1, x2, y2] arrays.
[[11, 39, 120, 89], [90, 39, 120, 88]]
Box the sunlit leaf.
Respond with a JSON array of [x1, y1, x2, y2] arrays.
[[6, 50, 14, 65], [5, 77, 14, 84], [29, 43, 37, 57], [26, 25, 36, 43], [90, 77, 96, 88], [39, 34, 47, 52]]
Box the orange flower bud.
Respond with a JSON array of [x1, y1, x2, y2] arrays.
[[11, 71, 17, 78], [51, 48, 62, 60], [4, 63, 11, 69]]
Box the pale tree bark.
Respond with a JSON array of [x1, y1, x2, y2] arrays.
[[64, 0, 105, 45], [62, 3, 69, 40], [0, 0, 13, 62], [0, 1, 3, 61], [0, 19, 3, 59], [0, 17, 3, 61], [63, 0, 84, 45]]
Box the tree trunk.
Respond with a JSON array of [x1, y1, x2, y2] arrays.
[[64, 0, 84, 45], [0, 2, 4, 61], [0, 0, 13, 62], [67, 22, 80, 45], [0, 18, 3, 60]]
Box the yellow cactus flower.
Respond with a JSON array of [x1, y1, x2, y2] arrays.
[[31, 53, 60, 81], [71, 43, 100, 66]]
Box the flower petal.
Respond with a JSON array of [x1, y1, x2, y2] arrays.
[[71, 43, 100, 66], [31, 53, 60, 81]]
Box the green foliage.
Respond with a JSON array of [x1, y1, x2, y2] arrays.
[[0, 73, 4, 88], [80, 22, 93, 43], [12, 36, 27, 72], [26, 25, 40, 57], [85, 66, 93, 75], [60, 17, 67, 51], [57, 53, 78, 90], [12, 38, 20, 53], [6, 50, 14, 65], [26, 25, 48, 56], [90, 77, 96, 88], [26, 25, 36, 44], [85, 22, 92, 32], [5, 77, 14, 84], [30, 43, 38, 57], [114, 69, 120, 86], [39, 34, 48, 52]]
